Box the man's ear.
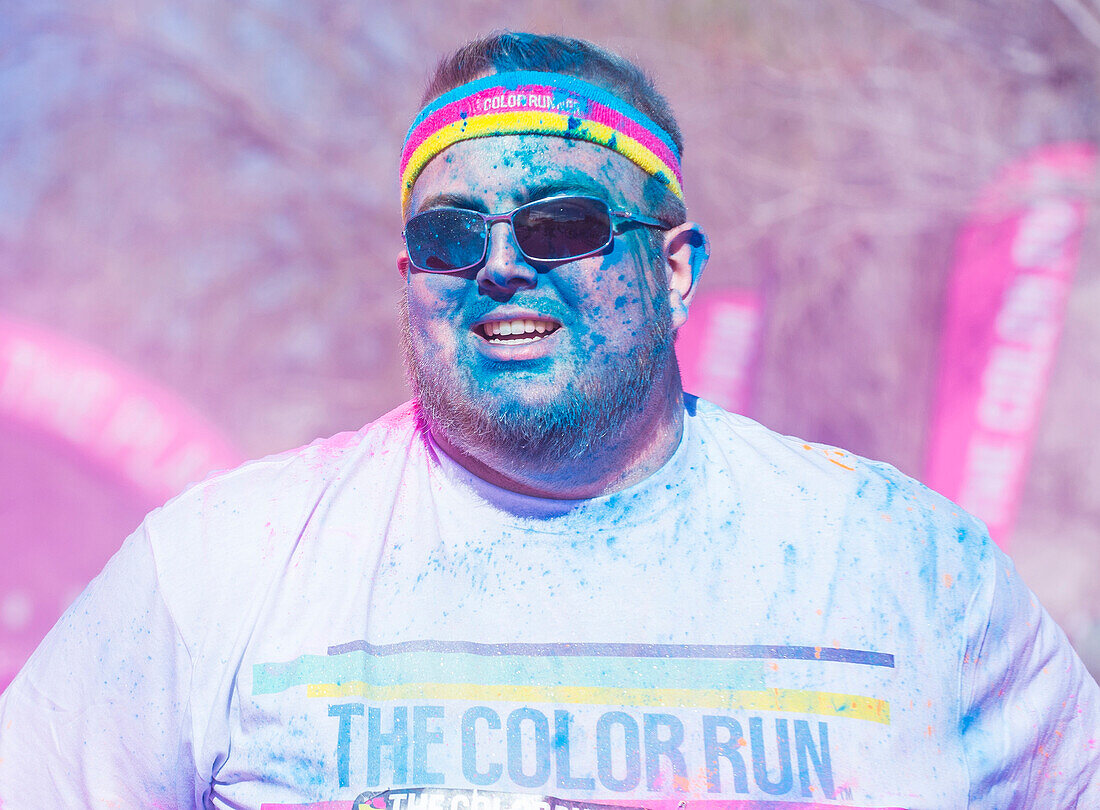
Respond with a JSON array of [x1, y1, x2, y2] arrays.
[[398, 248, 411, 280], [663, 222, 709, 330]]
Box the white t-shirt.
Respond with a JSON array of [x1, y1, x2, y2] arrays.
[[1, 398, 1097, 808]]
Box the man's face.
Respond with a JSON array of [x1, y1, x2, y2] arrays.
[[399, 134, 677, 464]]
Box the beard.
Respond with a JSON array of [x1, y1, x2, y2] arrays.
[[400, 293, 676, 470]]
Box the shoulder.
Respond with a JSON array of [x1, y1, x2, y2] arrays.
[[184, 400, 420, 492], [146, 401, 422, 530], [138, 402, 427, 637], [688, 395, 994, 570]]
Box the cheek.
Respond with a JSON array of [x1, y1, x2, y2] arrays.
[[575, 245, 663, 348], [408, 276, 465, 314], [406, 280, 469, 347]]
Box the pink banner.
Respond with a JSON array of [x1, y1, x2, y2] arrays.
[[676, 289, 764, 417], [925, 143, 1097, 548], [0, 315, 242, 502], [0, 315, 243, 688]]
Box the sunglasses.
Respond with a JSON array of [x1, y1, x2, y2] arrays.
[[402, 195, 668, 273]]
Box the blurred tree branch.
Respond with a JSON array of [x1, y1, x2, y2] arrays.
[[1051, 0, 1100, 49]]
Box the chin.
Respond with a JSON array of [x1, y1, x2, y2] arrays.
[[403, 298, 676, 467], [419, 359, 665, 467]]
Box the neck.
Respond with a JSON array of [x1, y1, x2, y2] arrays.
[[429, 374, 687, 500]]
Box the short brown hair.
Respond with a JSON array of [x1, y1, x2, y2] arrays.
[[422, 32, 684, 157], [420, 32, 688, 227]]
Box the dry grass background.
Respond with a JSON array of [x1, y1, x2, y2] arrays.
[[2, 0, 1100, 666]]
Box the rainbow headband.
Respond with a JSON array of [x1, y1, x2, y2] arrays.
[[400, 71, 684, 214]]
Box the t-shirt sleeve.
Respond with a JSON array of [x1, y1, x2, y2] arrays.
[[0, 524, 197, 808], [960, 544, 1100, 807]]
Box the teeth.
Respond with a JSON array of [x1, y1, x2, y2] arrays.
[[480, 317, 559, 340]]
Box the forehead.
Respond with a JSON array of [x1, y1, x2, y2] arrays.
[[406, 135, 651, 215]]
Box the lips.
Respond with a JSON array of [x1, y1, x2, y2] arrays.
[[475, 316, 562, 344]]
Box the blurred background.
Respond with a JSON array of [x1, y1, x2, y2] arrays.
[[2, 0, 1100, 687]]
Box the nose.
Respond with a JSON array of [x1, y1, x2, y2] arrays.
[[476, 220, 538, 299]]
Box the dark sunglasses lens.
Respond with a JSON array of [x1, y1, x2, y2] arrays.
[[513, 197, 611, 261], [405, 209, 486, 271]]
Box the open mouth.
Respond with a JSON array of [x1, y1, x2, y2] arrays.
[[475, 317, 562, 344]]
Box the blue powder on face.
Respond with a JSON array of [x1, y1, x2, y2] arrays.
[[614, 295, 627, 309]]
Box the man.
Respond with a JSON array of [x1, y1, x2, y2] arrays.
[[1, 31, 1097, 809]]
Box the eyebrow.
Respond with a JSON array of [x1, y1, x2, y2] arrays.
[[416, 192, 490, 214], [413, 174, 611, 216], [523, 177, 609, 204]]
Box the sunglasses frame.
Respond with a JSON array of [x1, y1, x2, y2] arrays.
[[402, 194, 669, 274]]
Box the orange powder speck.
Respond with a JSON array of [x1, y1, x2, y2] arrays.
[[814, 646, 822, 659], [943, 573, 954, 588]]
